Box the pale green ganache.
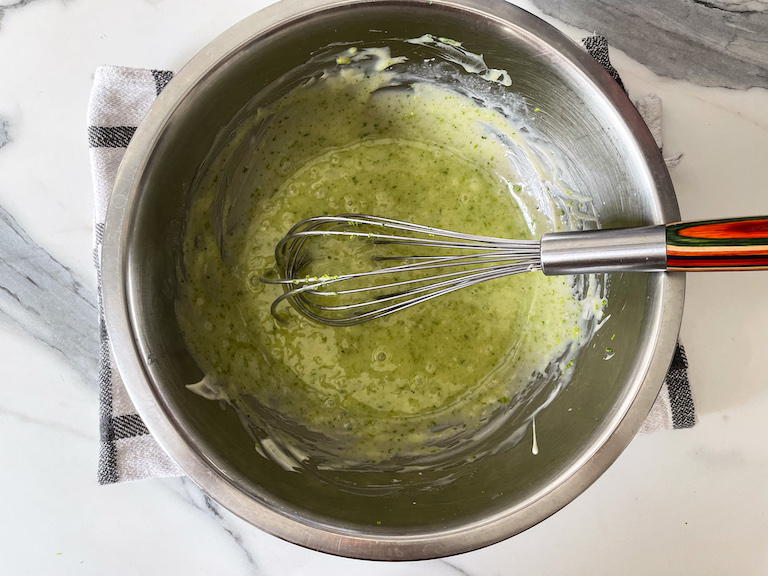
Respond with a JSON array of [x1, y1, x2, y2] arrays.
[[177, 49, 601, 469]]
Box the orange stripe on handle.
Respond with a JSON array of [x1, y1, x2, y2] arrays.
[[667, 216, 768, 271], [677, 219, 768, 240]]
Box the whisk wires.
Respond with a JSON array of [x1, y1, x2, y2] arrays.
[[262, 214, 541, 326]]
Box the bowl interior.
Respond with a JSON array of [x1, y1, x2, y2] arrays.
[[121, 0, 678, 555]]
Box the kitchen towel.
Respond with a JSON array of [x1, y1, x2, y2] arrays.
[[89, 36, 695, 484]]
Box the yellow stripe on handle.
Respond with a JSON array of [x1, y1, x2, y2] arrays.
[[666, 216, 768, 271]]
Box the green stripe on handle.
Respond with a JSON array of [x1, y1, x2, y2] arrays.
[[666, 216, 768, 271]]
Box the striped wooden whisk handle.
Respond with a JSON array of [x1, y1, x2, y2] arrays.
[[666, 216, 768, 271]]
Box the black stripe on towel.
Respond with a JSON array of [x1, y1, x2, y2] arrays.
[[667, 343, 696, 429], [582, 35, 627, 94], [94, 222, 105, 245], [97, 324, 119, 485], [88, 125, 136, 148], [151, 70, 174, 96], [112, 414, 151, 440]]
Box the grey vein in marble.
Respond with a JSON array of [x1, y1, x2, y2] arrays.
[[696, 0, 768, 12], [0, 118, 9, 150], [440, 560, 473, 575], [529, 0, 768, 89], [169, 477, 261, 570], [0, 0, 48, 30], [0, 406, 95, 442], [0, 206, 98, 384]]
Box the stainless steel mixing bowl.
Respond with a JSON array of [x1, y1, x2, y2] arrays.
[[102, 0, 685, 560]]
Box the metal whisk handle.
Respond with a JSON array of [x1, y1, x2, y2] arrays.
[[541, 216, 768, 274], [540, 225, 667, 275]]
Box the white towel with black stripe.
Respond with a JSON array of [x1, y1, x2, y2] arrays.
[[90, 67, 182, 483], [88, 37, 695, 484]]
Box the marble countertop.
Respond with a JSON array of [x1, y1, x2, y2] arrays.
[[1, 0, 767, 573]]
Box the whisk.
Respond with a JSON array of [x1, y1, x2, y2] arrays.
[[262, 214, 768, 326]]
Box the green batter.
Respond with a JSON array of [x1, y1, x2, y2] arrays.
[[177, 49, 593, 468]]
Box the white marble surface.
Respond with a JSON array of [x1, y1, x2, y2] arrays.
[[1, 0, 767, 573]]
